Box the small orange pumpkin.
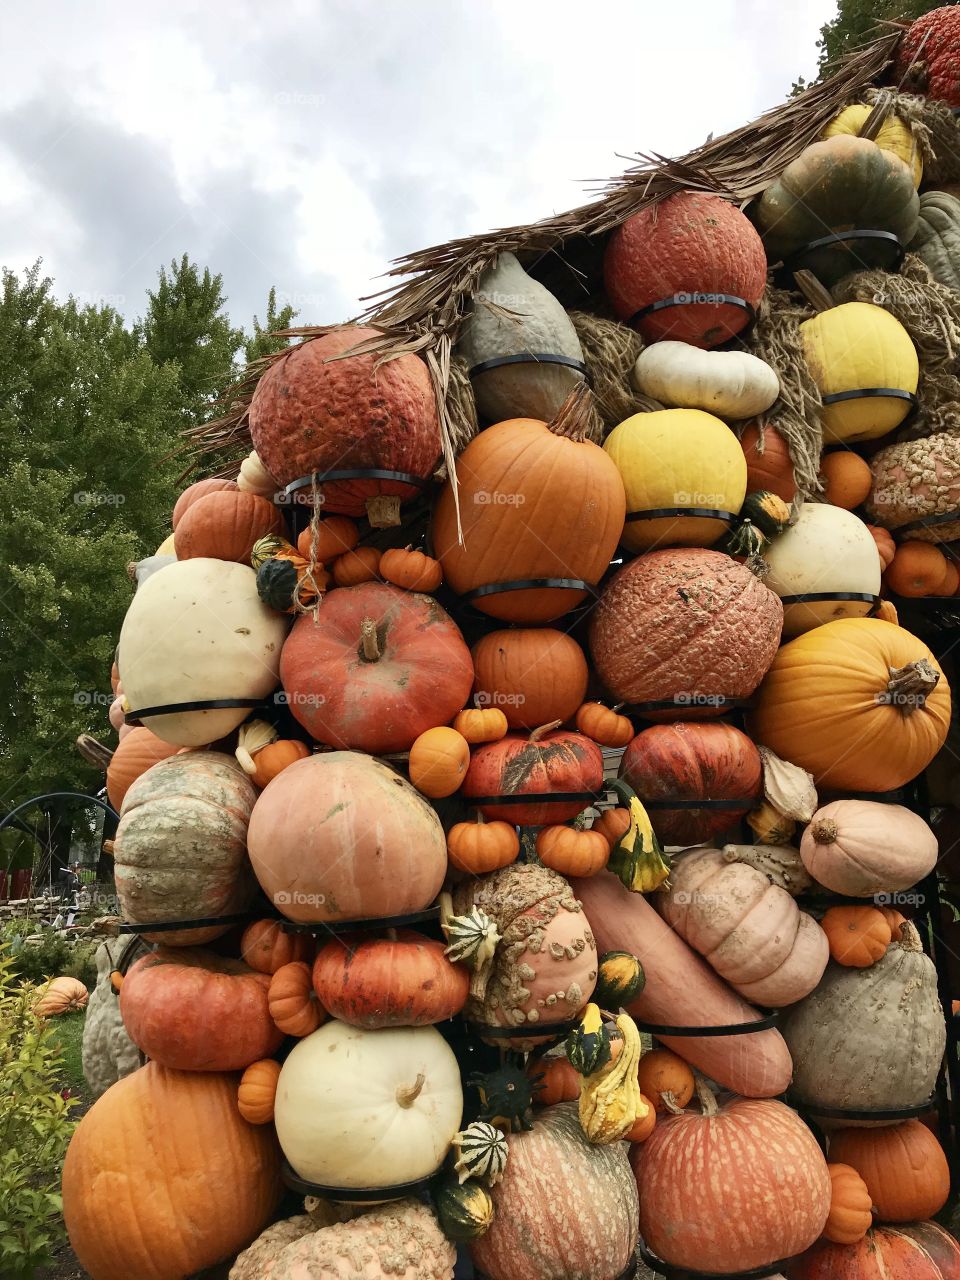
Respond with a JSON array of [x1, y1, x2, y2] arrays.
[[886, 541, 949, 597], [446, 814, 520, 875], [866, 524, 896, 571], [938, 560, 960, 596], [110, 970, 123, 994], [821, 905, 892, 968], [297, 516, 359, 563], [528, 1054, 582, 1106], [34, 976, 89, 1017], [536, 823, 610, 877], [822, 1163, 873, 1245], [820, 452, 872, 510], [575, 702, 634, 748], [267, 961, 325, 1036], [877, 905, 907, 939], [380, 545, 443, 593], [237, 1058, 281, 1125], [408, 726, 470, 798], [635, 1049, 696, 1113], [241, 919, 316, 975], [244, 739, 311, 788], [453, 706, 509, 744], [874, 598, 899, 624], [592, 807, 631, 847], [626, 1094, 658, 1143], [332, 546, 382, 587]]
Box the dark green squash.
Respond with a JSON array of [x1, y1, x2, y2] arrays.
[[433, 1176, 495, 1242], [740, 490, 791, 538], [469, 1062, 536, 1133], [594, 952, 645, 1010], [565, 1002, 612, 1075], [256, 556, 300, 611]]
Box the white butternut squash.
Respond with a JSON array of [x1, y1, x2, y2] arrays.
[[633, 341, 780, 418]]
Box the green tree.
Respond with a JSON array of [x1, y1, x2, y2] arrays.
[[244, 286, 297, 365], [794, 0, 947, 90]]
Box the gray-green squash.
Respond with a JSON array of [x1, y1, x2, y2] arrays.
[[457, 252, 585, 423], [81, 937, 145, 1099], [782, 922, 945, 1118], [908, 190, 960, 292]]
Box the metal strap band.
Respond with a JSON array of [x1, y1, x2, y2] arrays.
[[118, 912, 253, 934], [281, 467, 432, 499], [468, 352, 589, 379], [280, 1161, 433, 1202], [894, 509, 960, 535], [461, 1017, 581, 1040], [635, 1011, 779, 1036], [465, 790, 601, 807], [821, 387, 917, 406], [461, 577, 598, 601], [624, 506, 737, 524], [124, 697, 263, 724], [628, 293, 757, 328]]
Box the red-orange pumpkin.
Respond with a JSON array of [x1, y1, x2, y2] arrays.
[[171, 477, 238, 529], [828, 1120, 950, 1223], [633, 1084, 831, 1272], [248, 326, 441, 524], [173, 490, 282, 563], [105, 726, 181, 810], [119, 948, 283, 1070], [311, 930, 469, 1029], [794, 1222, 960, 1280], [619, 721, 762, 845], [461, 723, 605, 826], [604, 192, 767, 347], [240, 919, 315, 975], [279, 583, 474, 753], [527, 1054, 582, 1106], [296, 516, 359, 563], [740, 424, 798, 503], [471, 628, 590, 730], [268, 961, 325, 1037], [896, 7, 960, 105]]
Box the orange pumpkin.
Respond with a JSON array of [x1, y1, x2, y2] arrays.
[[575, 702, 634, 748], [527, 1054, 582, 1106], [34, 976, 89, 1017], [380, 545, 443, 592], [821, 906, 892, 967], [626, 1094, 657, 1143], [452, 706, 509, 744], [296, 516, 359, 563], [829, 1120, 950, 1223], [536, 824, 610, 877], [267, 961, 325, 1037], [739, 424, 797, 503], [822, 1163, 873, 1245], [886, 541, 950, 597], [241, 738, 311, 789], [875, 598, 899, 624], [237, 1058, 281, 1125], [592, 807, 631, 846], [331, 545, 382, 586], [408, 726, 470, 798], [867, 524, 896, 571], [446, 815, 520, 875], [106, 727, 180, 810], [471, 628, 590, 730], [171, 477, 238, 529], [877, 906, 907, 939], [635, 1049, 695, 1113], [240, 919, 315, 975], [938, 560, 960, 596], [173, 490, 282, 563], [820, 451, 872, 510]]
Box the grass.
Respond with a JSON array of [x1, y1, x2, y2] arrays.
[[45, 1012, 88, 1101]]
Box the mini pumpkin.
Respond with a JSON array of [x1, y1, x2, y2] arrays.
[[331, 546, 382, 586], [594, 951, 645, 1009], [820, 451, 873, 510], [635, 1049, 695, 1114], [236, 721, 311, 788], [575, 702, 633, 748], [237, 1059, 281, 1125], [536, 822, 610, 878], [822, 1163, 873, 1245], [867, 523, 896, 570], [408, 726, 470, 798], [446, 815, 520, 875], [886, 542, 949, 597], [267, 961, 325, 1037], [240, 919, 315, 975], [627, 1095, 658, 1143], [451, 1121, 509, 1187], [381, 545, 443, 592], [528, 1054, 582, 1107], [821, 906, 892, 968], [739, 424, 797, 504], [453, 706, 509, 744], [297, 516, 359, 563]]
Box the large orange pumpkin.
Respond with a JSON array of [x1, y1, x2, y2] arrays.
[[590, 548, 783, 716], [431, 392, 625, 623], [603, 192, 766, 347], [461, 723, 605, 826], [173, 489, 282, 563], [105, 727, 180, 810], [62, 1064, 281, 1280], [793, 1221, 960, 1280], [632, 1084, 831, 1273], [279, 583, 473, 753], [248, 326, 440, 524], [828, 1120, 950, 1223], [119, 948, 284, 1071], [471, 628, 589, 730], [750, 618, 951, 791], [171, 477, 237, 529]]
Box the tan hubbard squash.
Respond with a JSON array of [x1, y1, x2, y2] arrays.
[[82, 938, 143, 1099], [800, 800, 939, 896]]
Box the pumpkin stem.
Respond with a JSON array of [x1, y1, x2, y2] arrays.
[[359, 618, 381, 662], [529, 720, 563, 742], [396, 1072, 426, 1108], [365, 494, 402, 528], [693, 1074, 720, 1118], [897, 921, 924, 953], [793, 270, 835, 314], [881, 660, 940, 714], [660, 1090, 684, 1116], [546, 383, 594, 443], [811, 818, 839, 845], [857, 92, 893, 141]]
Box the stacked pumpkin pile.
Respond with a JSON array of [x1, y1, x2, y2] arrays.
[[63, 9, 960, 1280]]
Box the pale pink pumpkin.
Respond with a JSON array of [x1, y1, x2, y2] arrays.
[[632, 1084, 831, 1273], [800, 800, 938, 897]]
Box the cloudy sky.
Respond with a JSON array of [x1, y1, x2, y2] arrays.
[[0, 0, 837, 329]]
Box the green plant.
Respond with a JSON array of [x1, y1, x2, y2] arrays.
[[0, 922, 72, 987], [0, 941, 77, 1278]]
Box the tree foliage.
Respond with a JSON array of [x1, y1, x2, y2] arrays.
[[794, 0, 947, 91]]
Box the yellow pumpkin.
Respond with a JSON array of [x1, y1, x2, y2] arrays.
[[154, 532, 177, 557], [603, 409, 747, 552], [800, 303, 919, 444], [822, 104, 922, 187]]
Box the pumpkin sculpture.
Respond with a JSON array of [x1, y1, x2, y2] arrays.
[[866, 431, 960, 544], [896, 5, 960, 105], [604, 191, 766, 347], [658, 847, 829, 1007], [173, 489, 282, 563], [795, 1221, 960, 1280], [471, 1101, 639, 1280], [604, 408, 748, 552], [750, 618, 951, 792], [247, 752, 447, 924], [799, 800, 939, 896], [274, 1021, 463, 1191], [431, 389, 626, 623], [471, 628, 589, 730], [105, 726, 180, 810], [461, 722, 604, 826], [619, 721, 762, 846], [62, 1063, 282, 1280], [114, 751, 257, 945], [249, 325, 441, 526], [632, 1080, 831, 1273], [590, 548, 782, 715], [829, 1120, 950, 1222], [783, 922, 946, 1113], [280, 583, 474, 753]]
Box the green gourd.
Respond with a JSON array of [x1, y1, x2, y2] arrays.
[[593, 952, 646, 1010], [433, 1176, 496, 1243]]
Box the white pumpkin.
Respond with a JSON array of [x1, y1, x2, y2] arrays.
[[274, 1022, 463, 1193], [117, 558, 288, 746], [763, 503, 881, 639], [632, 341, 780, 419], [237, 448, 280, 498]]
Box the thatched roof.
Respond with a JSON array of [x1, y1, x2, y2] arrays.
[[185, 30, 901, 477]]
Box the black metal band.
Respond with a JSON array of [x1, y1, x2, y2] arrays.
[[784, 228, 904, 270], [893, 508, 960, 535], [779, 591, 881, 614], [639, 795, 762, 811], [461, 1016, 581, 1040], [465, 790, 601, 807], [468, 353, 589, 379], [624, 506, 737, 525], [635, 1011, 779, 1036], [281, 468, 433, 500], [279, 907, 441, 935], [124, 696, 263, 724], [118, 911, 253, 934], [637, 1238, 799, 1280], [620, 697, 750, 714], [461, 577, 599, 601], [280, 1161, 433, 1201], [628, 294, 757, 329], [789, 1094, 934, 1121], [821, 387, 918, 407]]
